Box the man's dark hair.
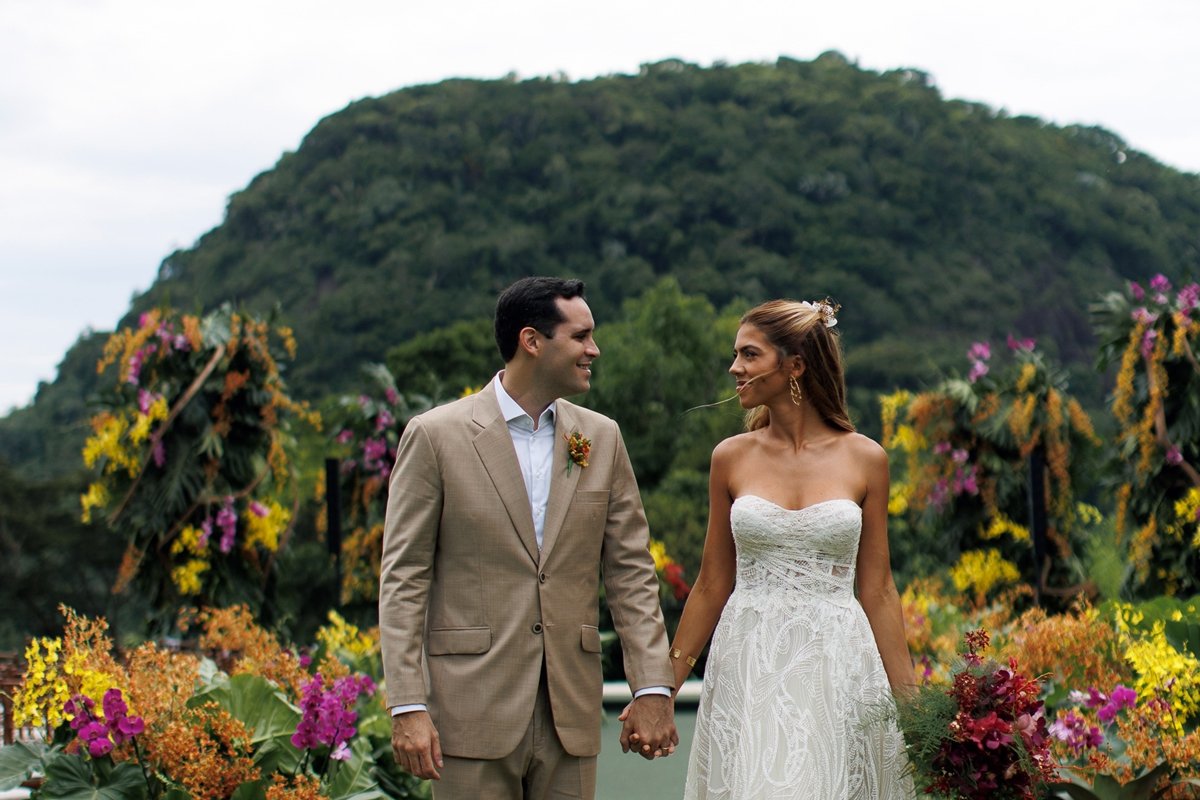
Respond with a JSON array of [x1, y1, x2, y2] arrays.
[[494, 277, 587, 362]]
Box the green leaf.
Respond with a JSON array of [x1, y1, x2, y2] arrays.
[[230, 779, 267, 800], [38, 756, 148, 800], [0, 741, 52, 790], [1047, 782, 1103, 800], [325, 736, 385, 800]]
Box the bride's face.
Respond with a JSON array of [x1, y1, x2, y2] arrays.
[[730, 324, 788, 408]]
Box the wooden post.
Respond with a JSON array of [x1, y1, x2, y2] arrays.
[[1028, 448, 1048, 606], [325, 458, 342, 604]]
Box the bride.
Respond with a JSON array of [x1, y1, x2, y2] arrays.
[[649, 299, 915, 798]]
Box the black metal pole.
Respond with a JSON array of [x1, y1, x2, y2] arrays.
[[325, 458, 342, 604], [1027, 448, 1048, 606]]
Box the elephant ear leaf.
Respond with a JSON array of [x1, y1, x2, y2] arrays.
[[325, 736, 387, 800], [0, 741, 54, 790], [37, 756, 148, 800]]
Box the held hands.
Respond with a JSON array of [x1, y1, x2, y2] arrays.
[[391, 710, 443, 780], [618, 694, 678, 760]]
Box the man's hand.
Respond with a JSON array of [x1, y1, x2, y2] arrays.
[[391, 710, 443, 780], [618, 695, 678, 760]]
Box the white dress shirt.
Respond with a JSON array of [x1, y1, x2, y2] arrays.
[[392, 373, 667, 716]]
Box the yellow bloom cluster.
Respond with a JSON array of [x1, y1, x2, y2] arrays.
[[1170, 488, 1200, 548], [11, 637, 70, 728], [171, 560, 210, 596], [1075, 502, 1103, 527], [62, 651, 120, 718], [1015, 362, 1038, 393], [888, 482, 912, 517], [1120, 619, 1200, 730], [889, 425, 926, 455], [949, 548, 1020, 605], [80, 481, 110, 524], [170, 525, 211, 596], [878, 390, 912, 447], [316, 610, 378, 659], [979, 512, 1031, 543], [82, 412, 139, 477], [128, 394, 169, 446], [242, 500, 290, 553], [649, 539, 672, 572]]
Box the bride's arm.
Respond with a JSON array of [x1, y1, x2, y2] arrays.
[[855, 438, 916, 693], [665, 441, 739, 690]]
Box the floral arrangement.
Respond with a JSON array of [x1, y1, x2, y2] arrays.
[[1, 605, 427, 799], [1094, 274, 1200, 596], [895, 629, 1056, 800], [565, 430, 591, 474], [320, 364, 434, 603], [79, 305, 319, 617], [881, 337, 1100, 607], [649, 539, 692, 602]]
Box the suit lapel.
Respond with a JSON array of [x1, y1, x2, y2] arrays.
[[540, 402, 583, 560], [471, 386, 540, 564]]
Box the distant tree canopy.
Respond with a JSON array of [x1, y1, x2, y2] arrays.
[[5, 53, 1200, 479]]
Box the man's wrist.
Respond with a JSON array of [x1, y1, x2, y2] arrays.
[[633, 686, 672, 699]]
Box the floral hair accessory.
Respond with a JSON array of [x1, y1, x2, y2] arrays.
[[799, 299, 839, 328], [565, 431, 591, 474]]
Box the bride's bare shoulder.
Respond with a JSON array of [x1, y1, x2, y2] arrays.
[[840, 431, 888, 468], [712, 430, 761, 463]]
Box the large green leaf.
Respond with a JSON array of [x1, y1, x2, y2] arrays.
[[187, 673, 302, 772], [0, 741, 52, 790], [1048, 762, 1174, 800], [37, 756, 148, 800], [325, 736, 386, 800], [230, 779, 267, 800]]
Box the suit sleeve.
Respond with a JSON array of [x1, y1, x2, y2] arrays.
[[600, 425, 676, 692], [379, 415, 443, 708]]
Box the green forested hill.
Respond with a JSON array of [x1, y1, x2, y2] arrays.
[[4, 53, 1200, 478]]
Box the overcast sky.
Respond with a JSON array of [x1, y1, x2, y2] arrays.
[[2, 0, 1198, 413]]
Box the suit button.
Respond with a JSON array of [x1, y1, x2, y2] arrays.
[[539, 572, 547, 583], [532, 622, 544, 634]]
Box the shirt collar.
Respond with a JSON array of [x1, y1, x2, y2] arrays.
[[493, 372, 556, 429]]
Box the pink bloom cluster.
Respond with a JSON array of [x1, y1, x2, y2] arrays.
[[216, 496, 238, 553], [291, 673, 377, 760], [929, 443, 979, 509], [126, 314, 192, 387], [1130, 274, 1200, 319], [1048, 710, 1103, 752], [967, 341, 991, 383], [1051, 683, 1138, 754], [65, 689, 145, 758], [1006, 334, 1036, 352], [338, 389, 401, 475]]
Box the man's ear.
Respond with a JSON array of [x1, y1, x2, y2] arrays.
[[518, 326, 541, 358]]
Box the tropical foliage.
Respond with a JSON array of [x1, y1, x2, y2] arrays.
[[1094, 276, 1200, 597], [1, 606, 427, 798], [880, 339, 1102, 605], [78, 306, 319, 623]]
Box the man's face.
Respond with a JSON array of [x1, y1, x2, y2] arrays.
[[537, 296, 600, 398]]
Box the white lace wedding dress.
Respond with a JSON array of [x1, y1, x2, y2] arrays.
[[683, 496, 914, 799]]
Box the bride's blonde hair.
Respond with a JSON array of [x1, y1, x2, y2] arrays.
[[740, 299, 854, 433]]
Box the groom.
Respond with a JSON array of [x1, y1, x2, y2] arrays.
[[379, 277, 677, 798]]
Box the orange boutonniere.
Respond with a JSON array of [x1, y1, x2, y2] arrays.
[[565, 431, 591, 474]]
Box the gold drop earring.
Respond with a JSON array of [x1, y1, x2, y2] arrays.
[[789, 375, 802, 406]]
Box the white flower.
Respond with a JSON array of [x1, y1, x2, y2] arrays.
[[799, 300, 838, 328]]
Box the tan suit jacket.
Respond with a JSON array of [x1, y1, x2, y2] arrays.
[[379, 382, 674, 759]]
